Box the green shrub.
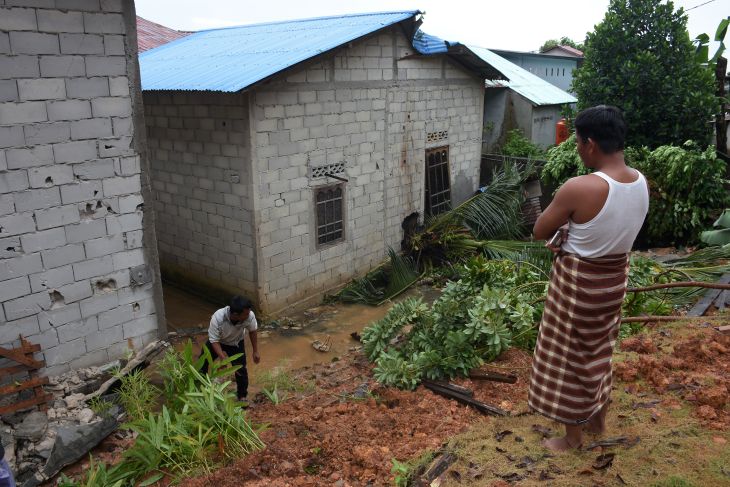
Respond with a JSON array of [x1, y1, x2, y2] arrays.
[[540, 134, 590, 189], [116, 369, 159, 422], [634, 142, 728, 246], [499, 129, 544, 159]]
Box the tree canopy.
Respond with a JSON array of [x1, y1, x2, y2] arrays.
[[539, 36, 584, 53], [572, 0, 715, 149]]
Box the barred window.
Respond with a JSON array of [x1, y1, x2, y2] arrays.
[[424, 146, 451, 216], [316, 185, 344, 246]]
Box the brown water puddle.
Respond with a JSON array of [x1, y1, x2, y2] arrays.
[[160, 284, 438, 388]]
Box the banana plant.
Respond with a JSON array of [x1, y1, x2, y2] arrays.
[[700, 209, 730, 247]]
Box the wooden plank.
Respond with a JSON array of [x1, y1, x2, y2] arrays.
[[687, 273, 730, 317], [0, 365, 31, 377], [0, 392, 53, 415], [0, 376, 48, 396], [469, 370, 518, 384], [423, 382, 508, 416], [0, 345, 43, 368]]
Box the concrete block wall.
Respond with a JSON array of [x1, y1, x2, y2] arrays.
[[143, 92, 256, 298], [251, 27, 485, 312], [0, 0, 163, 375]]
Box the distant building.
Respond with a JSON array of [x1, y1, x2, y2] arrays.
[[471, 47, 576, 151], [490, 49, 582, 93], [139, 11, 506, 314], [136, 16, 192, 52], [541, 45, 583, 58]]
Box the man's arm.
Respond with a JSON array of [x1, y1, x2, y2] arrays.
[[208, 312, 227, 360], [249, 330, 260, 364], [533, 178, 580, 240], [210, 341, 228, 361]]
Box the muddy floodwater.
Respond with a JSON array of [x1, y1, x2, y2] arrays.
[[161, 284, 438, 389]]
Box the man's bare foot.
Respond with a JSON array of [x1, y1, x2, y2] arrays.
[[584, 418, 605, 435], [542, 436, 582, 452]]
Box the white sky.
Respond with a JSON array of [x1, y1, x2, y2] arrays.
[[134, 0, 728, 52]]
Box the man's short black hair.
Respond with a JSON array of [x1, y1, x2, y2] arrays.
[[230, 295, 252, 313], [574, 105, 627, 154]]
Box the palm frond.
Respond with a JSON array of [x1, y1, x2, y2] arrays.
[[381, 248, 422, 304], [480, 240, 553, 278]]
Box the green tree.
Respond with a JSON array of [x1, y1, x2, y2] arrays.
[[572, 0, 715, 148], [539, 36, 584, 53]]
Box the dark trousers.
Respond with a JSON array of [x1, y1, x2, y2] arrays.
[[200, 340, 248, 399]]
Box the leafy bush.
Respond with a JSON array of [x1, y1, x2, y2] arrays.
[[116, 368, 159, 422], [634, 142, 728, 246], [541, 135, 591, 189], [362, 258, 546, 389], [499, 129, 545, 159]]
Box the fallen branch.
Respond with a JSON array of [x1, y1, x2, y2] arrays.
[[468, 370, 518, 384], [423, 381, 508, 416], [414, 450, 457, 487], [423, 379, 474, 397], [85, 339, 170, 401], [621, 315, 727, 324], [627, 281, 730, 293]]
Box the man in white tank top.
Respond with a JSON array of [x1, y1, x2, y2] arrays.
[[528, 106, 649, 451]]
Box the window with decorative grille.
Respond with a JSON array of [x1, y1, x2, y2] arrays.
[[315, 185, 344, 246], [424, 146, 451, 216]]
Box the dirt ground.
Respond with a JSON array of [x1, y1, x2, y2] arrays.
[[179, 316, 729, 487]]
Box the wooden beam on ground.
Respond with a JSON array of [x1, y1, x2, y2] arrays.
[[414, 451, 457, 487], [423, 381, 508, 416], [0, 392, 53, 415], [468, 370, 518, 384], [0, 376, 48, 396], [686, 273, 730, 317], [422, 380, 473, 397]]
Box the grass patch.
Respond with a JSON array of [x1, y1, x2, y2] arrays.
[[255, 362, 315, 404]]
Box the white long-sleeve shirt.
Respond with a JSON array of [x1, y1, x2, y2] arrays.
[[208, 306, 258, 346]]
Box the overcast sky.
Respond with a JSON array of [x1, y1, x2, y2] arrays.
[[134, 0, 727, 52]]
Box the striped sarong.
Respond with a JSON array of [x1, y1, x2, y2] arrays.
[[528, 252, 629, 424]]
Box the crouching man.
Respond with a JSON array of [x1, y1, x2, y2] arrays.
[[201, 296, 260, 402]]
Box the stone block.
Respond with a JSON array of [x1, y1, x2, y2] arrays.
[[29, 265, 74, 293], [3, 290, 51, 320], [0, 101, 47, 124], [65, 219, 107, 243], [86, 56, 126, 77], [0, 55, 39, 79], [118, 155, 139, 175], [65, 77, 109, 99], [0, 80, 18, 103], [122, 315, 157, 339], [20, 227, 66, 252], [59, 34, 104, 55], [0, 316, 39, 345], [56, 280, 93, 304], [38, 303, 82, 329], [0, 236, 22, 258], [118, 194, 143, 213], [56, 0, 101, 10], [25, 326, 60, 351], [73, 255, 113, 281], [80, 293, 118, 318], [0, 253, 43, 282], [14, 186, 62, 212], [111, 116, 132, 137], [37, 10, 85, 33], [28, 164, 75, 188], [41, 243, 85, 269], [124, 229, 143, 249], [53, 139, 97, 163], [104, 34, 125, 55], [0, 193, 14, 216], [0, 33, 7, 55], [0, 125, 25, 148], [23, 122, 72, 145], [72, 158, 115, 180], [84, 234, 124, 258], [9, 31, 58, 55], [60, 180, 102, 204], [102, 174, 140, 197], [70, 118, 113, 140], [0, 275, 30, 302], [86, 321, 122, 350], [44, 53, 84, 77], [34, 204, 80, 230], [83, 12, 125, 34], [6, 145, 54, 169], [112, 248, 145, 270], [91, 97, 131, 117], [0, 170, 29, 192], [47, 99, 91, 121], [44, 338, 87, 367], [0, 7, 37, 31], [98, 136, 132, 157]]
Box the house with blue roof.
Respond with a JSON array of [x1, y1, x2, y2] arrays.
[[470, 46, 577, 151], [139, 11, 506, 313]]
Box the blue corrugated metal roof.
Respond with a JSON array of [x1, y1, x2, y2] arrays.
[[469, 46, 576, 106], [412, 30, 457, 54], [140, 11, 419, 92]]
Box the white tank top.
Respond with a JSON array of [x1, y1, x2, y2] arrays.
[[561, 170, 649, 258]]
